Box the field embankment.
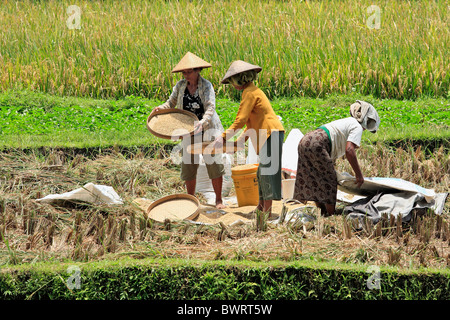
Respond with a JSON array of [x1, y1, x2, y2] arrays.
[[1, 258, 449, 300]]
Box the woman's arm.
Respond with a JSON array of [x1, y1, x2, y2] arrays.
[[151, 82, 180, 114], [221, 92, 256, 141], [199, 81, 216, 130], [345, 141, 364, 188]]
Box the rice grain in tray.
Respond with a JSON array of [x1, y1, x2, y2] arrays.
[[149, 199, 198, 221], [149, 113, 195, 136], [147, 194, 200, 222], [187, 141, 241, 155], [147, 109, 198, 139]]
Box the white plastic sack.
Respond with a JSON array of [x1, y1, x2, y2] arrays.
[[36, 182, 123, 205], [246, 138, 259, 164], [195, 153, 233, 205], [281, 129, 304, 178]]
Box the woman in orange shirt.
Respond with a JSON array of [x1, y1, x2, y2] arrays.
[[214, 60, 284, 217]]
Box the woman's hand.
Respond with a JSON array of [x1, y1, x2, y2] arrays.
[[345, 141, 364, 188], [194, 121, 203, 135], [355, 173, 364, 188], [213, 136, 225, 149], [150, 107, 160, 115]]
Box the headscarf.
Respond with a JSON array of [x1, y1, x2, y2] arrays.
[[228, 70, 259, 87], [350, 100, 380, 133]]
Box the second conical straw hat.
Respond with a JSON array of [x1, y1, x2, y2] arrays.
[[221, 60, 262, 84], [171, 52, 212, 73]]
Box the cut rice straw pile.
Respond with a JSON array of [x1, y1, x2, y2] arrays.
[[0, 145, 448, 269]]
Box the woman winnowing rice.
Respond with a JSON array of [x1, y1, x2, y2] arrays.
[[150, 52, 226, 209], [293, 100, 380, 216]]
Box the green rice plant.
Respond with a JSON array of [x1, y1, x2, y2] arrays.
[[254, 208, 270, 232], [0, 230, 19, 265]]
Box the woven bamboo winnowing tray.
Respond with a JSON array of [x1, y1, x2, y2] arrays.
[[147, 108, 199, 139], [146, 193, 200, 223]]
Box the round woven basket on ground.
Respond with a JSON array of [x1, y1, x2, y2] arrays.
[[146, 109, 198, 139], [146, 194, 200, 223]]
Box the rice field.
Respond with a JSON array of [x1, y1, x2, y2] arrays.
[[0, 145, 448, 267], [0, 0, 448, 100], [0, 0, 449, 287]]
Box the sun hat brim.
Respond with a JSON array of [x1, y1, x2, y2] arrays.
[[221, 60, 262, 84], [171, 52, 212, 73]]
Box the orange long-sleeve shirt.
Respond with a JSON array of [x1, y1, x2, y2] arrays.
[[221, 83, 284, 154]]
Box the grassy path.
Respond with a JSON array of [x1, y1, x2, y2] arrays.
[[0, 90, 448, 150]]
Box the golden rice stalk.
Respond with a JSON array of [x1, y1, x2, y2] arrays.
[[118, 218, 128, 242], [342, 216, 352, 240], [387, 247, 402, 266]]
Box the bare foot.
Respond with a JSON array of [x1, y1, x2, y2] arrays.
[[215, 202, 226, 209]]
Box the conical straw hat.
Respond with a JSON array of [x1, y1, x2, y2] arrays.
[[171, 52, 212, 73], [221, 60, 262, 84]]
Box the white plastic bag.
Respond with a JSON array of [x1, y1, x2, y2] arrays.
[[246, 139, 260, 164], [36, 182, 123, 205], [195, 154, 233, 205], [281, 129, 303, 178]]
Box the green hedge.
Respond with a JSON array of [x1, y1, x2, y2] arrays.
[[1, 258, 449, 300]]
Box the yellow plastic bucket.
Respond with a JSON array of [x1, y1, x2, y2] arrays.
[[231, 164, 259, 207]]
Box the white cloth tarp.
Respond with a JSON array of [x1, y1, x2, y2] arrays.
[[36, 182, 124, 205], [337, 172, 448, 223], [338, 172, 439, 202]]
